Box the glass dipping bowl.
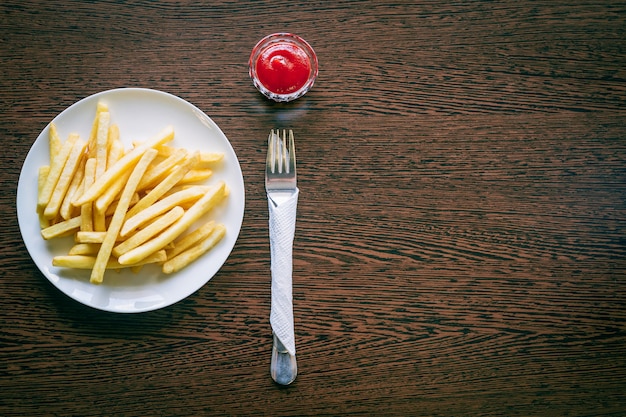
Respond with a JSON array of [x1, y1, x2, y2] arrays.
[[249, 33, 318, 102]]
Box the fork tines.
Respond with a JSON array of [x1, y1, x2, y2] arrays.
[[267, 129, 295, 175]]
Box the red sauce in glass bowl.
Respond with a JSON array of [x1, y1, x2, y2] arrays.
[[255, 43, 311, 95], [249, 33, 318, 102]]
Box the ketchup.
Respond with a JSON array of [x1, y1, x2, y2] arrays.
[[255, 43, 311, 95], [249, 33, 318, 102]]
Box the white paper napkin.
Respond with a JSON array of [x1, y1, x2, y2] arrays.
[[268, 188, 299, 356]]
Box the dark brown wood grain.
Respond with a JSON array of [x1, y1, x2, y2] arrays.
[[1, 1, 625, 416]]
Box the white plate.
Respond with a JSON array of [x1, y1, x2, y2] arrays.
[[16, 88, 245, 313]]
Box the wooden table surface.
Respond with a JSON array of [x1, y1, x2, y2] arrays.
[[1, 1, 625, 416]]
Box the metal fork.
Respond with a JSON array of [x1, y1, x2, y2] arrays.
[[266, 129, 298, 385]]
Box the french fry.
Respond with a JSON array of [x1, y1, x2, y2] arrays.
[[44, 136, 87, 220], [53, 250, 166, 269], [117, 180, 226, 265], [41, 216, 81, 240], [59, 159, 85, 220], [91, 111, 110, 233], [120, 186, 207, 237], [49, 123, 62, 166], [167, 220, 215, 259], [196, 151, 224, 168], [75, 231, 106, 244], [38, 133, 78, 209], [163, 223, 226, 274], [178, 169, 213, 185], [80, 158, 96, 232], [95, 209, 111, 236], [87, 102, 109, 158], [73, 125, 174, 207], [112, 206, 184, 258], [93, 207, 107, 232], [107, 124, 120, 162], [95, 111, 110, 178], [54, 255, 98, 269], [38, 166, 51, 228], [68, 243, 100, 256], [90, 149, 158, 284], [156, 145, 223, 166]]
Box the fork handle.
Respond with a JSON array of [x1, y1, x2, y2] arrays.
[[271, 333, 298, 385], [268, 189, 299, 385]]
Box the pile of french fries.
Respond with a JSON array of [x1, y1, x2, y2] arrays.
[[37, 101, 228, 284]]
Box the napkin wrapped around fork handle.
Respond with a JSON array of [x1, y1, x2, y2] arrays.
[[268, 188, 299, 357]]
